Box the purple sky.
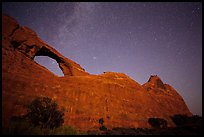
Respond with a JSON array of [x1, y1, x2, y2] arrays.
[[2, 2, 202, 116]]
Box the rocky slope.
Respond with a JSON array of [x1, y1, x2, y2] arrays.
[[2, 14, 192, 132]]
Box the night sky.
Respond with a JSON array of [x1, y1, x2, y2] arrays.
[[2, 2, 202, 116]]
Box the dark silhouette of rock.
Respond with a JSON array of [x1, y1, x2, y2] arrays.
[[2, 13, 192, 132]]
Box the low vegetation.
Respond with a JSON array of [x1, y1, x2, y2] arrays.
[[148, 118, 167, 128], [6, 118, 86, 135], [4, 96, 86, 135], [4, 97, 201, 135], [26, 96, 65, 129], [171, 114, 202, 127], [88, 115, 202, 135], [98, 118, 108, 131]]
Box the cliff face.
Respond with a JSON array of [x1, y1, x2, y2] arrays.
[[2, 14, 192, 131], [142, 75, 192, 118]]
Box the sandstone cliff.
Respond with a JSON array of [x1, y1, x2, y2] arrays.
[[2, 14, 192, 131]]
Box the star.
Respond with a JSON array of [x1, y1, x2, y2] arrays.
[[2, 2, 201, 115]]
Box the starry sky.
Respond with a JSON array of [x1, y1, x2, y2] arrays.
[[2, 2, 202, 116]]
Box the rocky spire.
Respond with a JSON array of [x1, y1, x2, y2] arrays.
[[147, 75, 166, 90]]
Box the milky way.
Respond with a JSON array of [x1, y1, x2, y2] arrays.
[[2, 2, 202, 115]]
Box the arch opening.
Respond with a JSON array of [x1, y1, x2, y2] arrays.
[[34, 56, 64, 77]]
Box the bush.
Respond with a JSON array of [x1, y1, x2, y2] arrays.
[[50, 125, 86, 135], [99, 118, 104, 125], [4, 96, 87, 135], [7, 116, 44, 135], [6, 117, 85, 135], [171, 114, 202, 127], [26, 97, 64, 129], [99, 125, 108, 131], [98, 118, 108, 131], [171, 114, 189, 126], [148, 118, 167, 128]]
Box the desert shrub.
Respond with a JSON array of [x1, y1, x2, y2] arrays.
[[50, 125, 85, 135], [171, 114, 202, 127], [148, 118, 167, 128], [7, 117, 85, 135], [171, 114, 189, 126], [4, 97, 87, 135], [98, 118, 108, 131], [7, 116, 44, 135], [99, 125, 108, 131], [26, 96, 64, 129], [190, 115, 202, 124], [99, 118, 104, 125]]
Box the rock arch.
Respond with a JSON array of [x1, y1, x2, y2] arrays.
[[34, 56, 64, 77], [34, 46, 73, 76], [3, 13, 89, 76]]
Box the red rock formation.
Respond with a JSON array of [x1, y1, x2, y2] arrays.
[[2, 14, 88, 76], [143, 75, 192, 117], [2, 14, 192, 132]]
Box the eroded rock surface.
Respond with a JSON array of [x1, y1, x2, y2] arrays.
[[2, 14, 192, 132], [143, 75, 192, 118], [2, 14, 88, 76]]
